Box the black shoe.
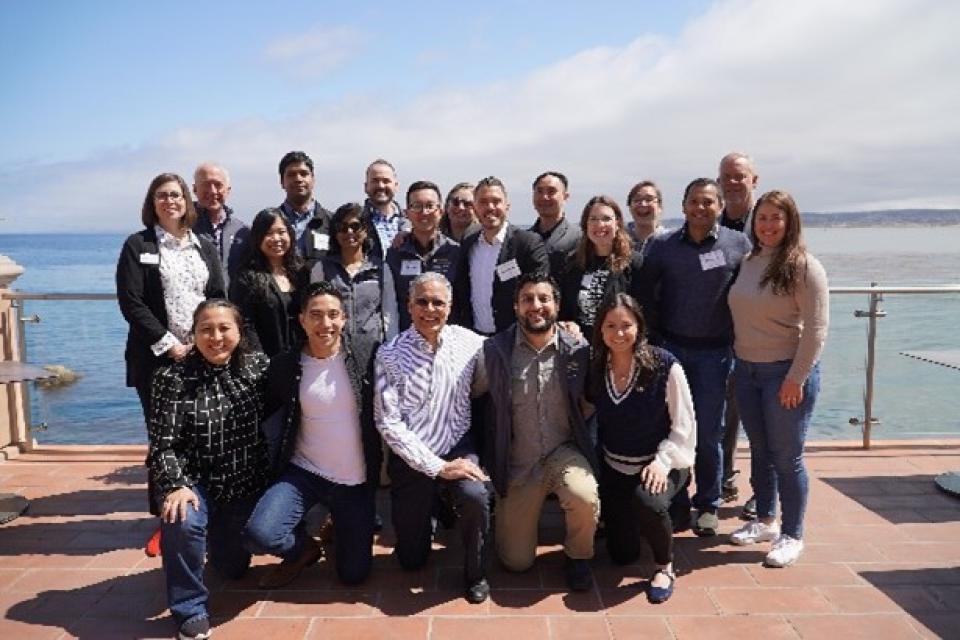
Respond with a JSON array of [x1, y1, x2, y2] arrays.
[[671, 508, 691, 533], [721, 473, 740, 503], [647, 569, 676, 604], [178, 616, 211, 640], [740, 496, 757, 521], [465, 577, 490, 604], [565, 557, 593, 592]]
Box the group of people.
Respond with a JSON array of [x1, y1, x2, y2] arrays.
[[115, 151, 829, 640]]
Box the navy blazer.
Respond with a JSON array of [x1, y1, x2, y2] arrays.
[[454, 224, 549, 334], [116, 227, 226, 389]]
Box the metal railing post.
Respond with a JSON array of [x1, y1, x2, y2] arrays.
[[853, 283, 886, 449]]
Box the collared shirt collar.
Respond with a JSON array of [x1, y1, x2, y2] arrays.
[[281, 199, 316, 222], [514, 324, 560, 354], [531, 215, 566, 240], [680, 221, 720, 245], [155, 225, 200, 248], [480, 223, 509, 247], [406, 323, 448, 355], [364, 199, 401, 223], [196, 203, 233, 226]]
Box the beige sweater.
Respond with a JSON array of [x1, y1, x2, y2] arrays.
[[728, 248, 829, 384]]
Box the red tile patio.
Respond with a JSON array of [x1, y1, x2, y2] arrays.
[[1, 440, 959, 639]]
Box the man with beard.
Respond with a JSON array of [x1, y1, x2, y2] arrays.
[[374, 273, 491, 604], [474, 272, 599, 592], [626, 180, 669, 255], [277, 151, 333, 259], [363, 158, 404, 258], [192, 163, 249, 288], [718, 152, 760, 517], [529, 171, 580, 277]]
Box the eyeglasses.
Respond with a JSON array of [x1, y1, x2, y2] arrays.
[[630, 196, 660, 205], [154, 191, 184, 201], [587, 215, 616, 224], [407, 202, 440, 213], [448, 197, 474, 209], [413, 297, 448, 309], [337, 221, 364, 233]]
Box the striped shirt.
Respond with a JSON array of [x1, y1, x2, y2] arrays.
[[374, 324, 485, 477]]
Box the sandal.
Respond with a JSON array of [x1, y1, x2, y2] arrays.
[[647, 568, 676, 604]]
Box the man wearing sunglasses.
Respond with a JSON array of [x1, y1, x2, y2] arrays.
[[374, 273, 491, 604], [384, 181, 463, 332]]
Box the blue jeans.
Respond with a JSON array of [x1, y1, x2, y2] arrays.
[[160, 485, 257, 625], [735, 359, 820, 539], [664, 341, 733, 513], [242, 464, 375, 585]]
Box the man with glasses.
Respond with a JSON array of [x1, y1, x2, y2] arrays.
[[192, 163, 249, 288], [456, 176, 549, 335], [277, 151, 333, 258], [374, 272, 491, 604], [385, 181, 463, 332], [626, 180, 669, 255], [529, 171, 580, 277], [440, 182, 480, 242]]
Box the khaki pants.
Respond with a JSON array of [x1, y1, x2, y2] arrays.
[[495, 444, 599, 572]]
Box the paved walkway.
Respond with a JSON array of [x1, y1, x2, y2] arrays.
[[1, 441, 958, 639]]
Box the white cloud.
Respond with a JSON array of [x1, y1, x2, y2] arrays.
[[3, 0, 959, 233], [263, 24, 362, 77]]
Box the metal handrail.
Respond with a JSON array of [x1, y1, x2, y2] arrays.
[[4, 285, 960, 449]]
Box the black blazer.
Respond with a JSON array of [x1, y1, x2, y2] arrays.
[[116, 227, 226, 389], [455, 224, 549, 333], [229, 267, 308, 357]]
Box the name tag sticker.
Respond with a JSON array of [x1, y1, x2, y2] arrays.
[[581, 273, 594, 288], [496, 258, 522, 281], [400, 260, 422, 276], [312, 231, 330, 251], [699, 250, 726, 271], [139, 252, 160, 265]]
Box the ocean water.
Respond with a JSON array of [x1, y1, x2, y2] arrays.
[[2, 228, 959, 444]]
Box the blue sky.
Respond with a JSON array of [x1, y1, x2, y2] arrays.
[[1, 0, 958, 232]]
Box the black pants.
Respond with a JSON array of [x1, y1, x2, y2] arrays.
[[388, 434, 490, 584], [135, 376, 161, 517], [601, 461, 689, 566]]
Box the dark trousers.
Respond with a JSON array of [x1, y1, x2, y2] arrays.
[[388, 435, 490, 584], [722, 375, 741, 485], [135, 376, 161, 516], [243, 464, 375, 585], [601, 461, 689, 566]]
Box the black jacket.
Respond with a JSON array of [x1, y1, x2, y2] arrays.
[[263, 338, 382, 487], [480, 326, 597, 497], [530, 216, 581, 279], [229, 266, 309, 357], [455, 225, 549, 333], [280, 201, 333, 260], [116, 227, 226, 389], [192, 205, 250, 289], [557, 251, 645, 335]]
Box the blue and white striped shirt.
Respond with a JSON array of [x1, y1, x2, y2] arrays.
[[374, 324, 485, 477]]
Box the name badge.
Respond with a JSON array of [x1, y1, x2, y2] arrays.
[[581, 273, 594, 288], [312, 231, 330, 251], [496, 258, 521, 281], [699, 250, 726, 271], [139, 253, 160, 265], [401, 260, 421, 276]]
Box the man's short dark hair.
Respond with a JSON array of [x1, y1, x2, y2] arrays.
[[279, 151, 314, 178], [627, 180, 663, 206], [299, 280, 344, 312], [683, 177, 723, 205], [513, 271, 560, 305], [532, 171, 568, 191], [475, 176, 508, 199], [406, 180, 443, 205]]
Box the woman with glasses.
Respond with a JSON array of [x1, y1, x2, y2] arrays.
[[439, 182, 480, 242], [116, 172, 226, 557], [229, 208, 307, 357], [558, 195, 644, 337], [727, 190, 828, 567]]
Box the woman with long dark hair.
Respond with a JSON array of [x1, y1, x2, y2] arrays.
[[727, 190, 828, 567], [150, 299, 269, 640], [588, 293, 695, 604], [229, 208, 306, 357], [559, 195, 643, 336], [116, 172, 226, 556]]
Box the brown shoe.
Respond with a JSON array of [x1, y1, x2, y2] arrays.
[[258, 537, 325, 588]]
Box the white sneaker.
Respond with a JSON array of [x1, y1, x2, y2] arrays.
[[729, 519, 780, 546], [765, 534, 804, 567]]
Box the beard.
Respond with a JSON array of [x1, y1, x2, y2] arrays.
[[519, 311, 557, 335]]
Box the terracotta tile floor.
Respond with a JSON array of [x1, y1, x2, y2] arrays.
[[1, 441, 959, 639]]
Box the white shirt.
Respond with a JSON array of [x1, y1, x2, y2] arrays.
[[469, 224, 508, 333], [291, 352, 366, 485], [152, 226, 208, 355]]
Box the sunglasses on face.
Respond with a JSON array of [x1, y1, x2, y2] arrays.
[[337, 221, 364, 233]]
